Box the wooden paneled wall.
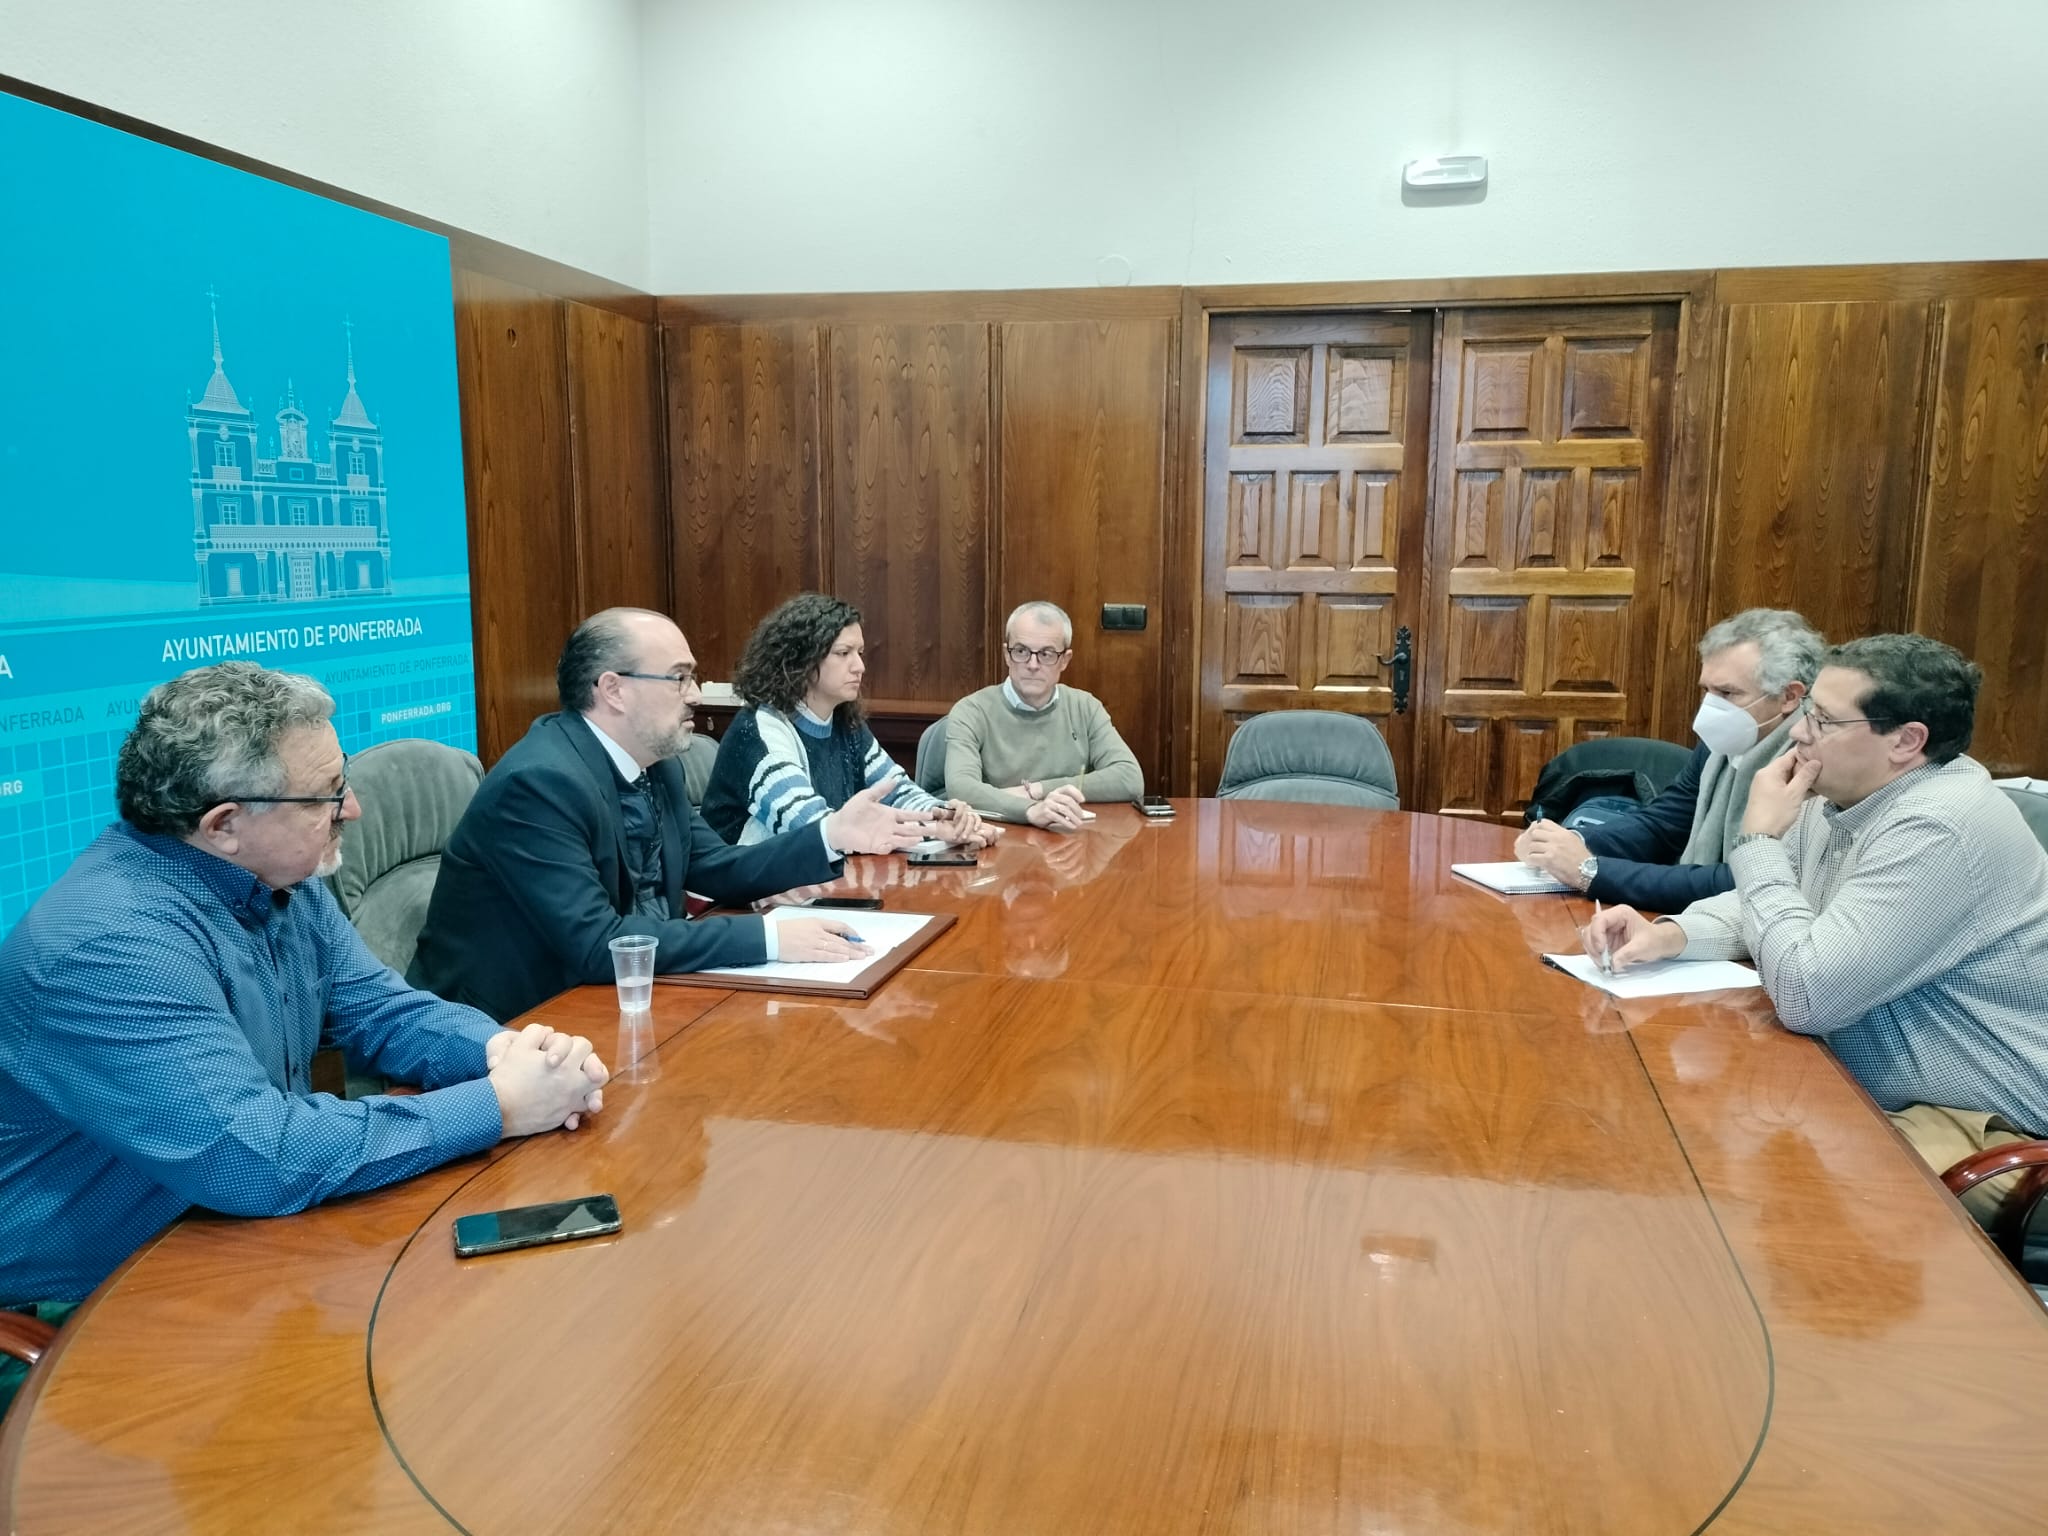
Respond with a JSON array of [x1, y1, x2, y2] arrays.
[[999, 319, 1178, 795], [829, 322, 992, 702], [667, 323, 824, 672], [659, 293, 1182, 791], [1914, 296, 2048, 774], [1708, 265, 2048, 776], [1708, 300, 1930, 635], [639, 264, 2048, 793], [455, 276, 668, 763]]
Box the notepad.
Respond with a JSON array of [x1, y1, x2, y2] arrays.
[[699, 909, 943, 988], [1542, 952, 1762, 998], [1451, 861, 1573, 895]]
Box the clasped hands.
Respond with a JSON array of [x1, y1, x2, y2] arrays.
[[1008, 780, 1088, 832], [486, 1022, 608, 1138]]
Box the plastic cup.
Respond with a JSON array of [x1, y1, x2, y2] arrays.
[[607, 933, 658, 1014]]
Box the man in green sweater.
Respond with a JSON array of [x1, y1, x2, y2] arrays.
[[944, 601, 1145, 829]]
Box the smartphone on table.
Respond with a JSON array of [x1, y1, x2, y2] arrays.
[[907, 845, 978, 866], [808, 895, 883, 909], [1135, 795, 1175, 819], [452, 1194, 621, 1258]]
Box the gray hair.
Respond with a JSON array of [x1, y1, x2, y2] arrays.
[[1826, 634, 1981, 764], [1697, 608, 1825, 696], [558, 607, 667, 712], [1005, 600, 1073, 649], [117, 662, 334, 834]]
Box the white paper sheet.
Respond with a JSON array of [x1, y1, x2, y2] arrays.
[[692, 909, 942, 987], [1451, 861, 1573, 895], [1542, 952, 1762, 998]]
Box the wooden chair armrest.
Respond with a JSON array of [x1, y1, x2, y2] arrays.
[[0, 1312, 57, 1368], [1943, 1138, 2048, 1268], [1941, 1139, 2048, 1194]]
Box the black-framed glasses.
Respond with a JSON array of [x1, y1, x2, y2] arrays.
[[1004, 644, 1070, 667], [214, 754, 352, 821], [1795, 698, 1894, 736], [616, 670, 699, 694]]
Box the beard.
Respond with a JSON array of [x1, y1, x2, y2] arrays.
[[315, 843, 345, 880], [646, 716, 694, 761]]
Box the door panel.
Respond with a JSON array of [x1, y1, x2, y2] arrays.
[[1199, 314, 1432, 797], [1419, 306, 1678, 823]]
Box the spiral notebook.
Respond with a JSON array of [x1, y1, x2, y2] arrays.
[[1451, 861, 1573, 895]]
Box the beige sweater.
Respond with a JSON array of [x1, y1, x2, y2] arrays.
[[943, 685, 1144, 822]]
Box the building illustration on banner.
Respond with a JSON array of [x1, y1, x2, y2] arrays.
[[186, 292, 392, 605], [2, 91, 478, 937]]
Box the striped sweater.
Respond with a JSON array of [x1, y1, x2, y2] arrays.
[[702, 704, 943, 845]]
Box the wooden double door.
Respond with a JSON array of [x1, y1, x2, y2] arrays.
[[1199, 304, 1679, 820]]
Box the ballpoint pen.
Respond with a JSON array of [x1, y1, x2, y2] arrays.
[[1591, 899, 1614, 975]]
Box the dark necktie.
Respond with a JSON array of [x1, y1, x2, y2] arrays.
[[620, 772, 669, 919]]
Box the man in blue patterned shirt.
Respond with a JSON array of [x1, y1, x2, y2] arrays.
[[0, 663, 609, 1329]]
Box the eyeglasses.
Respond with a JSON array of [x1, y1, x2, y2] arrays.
[[1795, 698, 1894, 736], [215, 754, 352, 822], [616, 670, 699, 694], [1004, 644, 1070, 667]]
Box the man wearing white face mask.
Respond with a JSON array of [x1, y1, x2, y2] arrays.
[[1516, 609, 1824, 909]]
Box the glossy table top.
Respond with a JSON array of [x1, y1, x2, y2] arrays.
[[5, 802, 2044, 1534]]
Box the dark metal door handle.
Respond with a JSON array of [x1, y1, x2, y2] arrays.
[[1376, 625, 1413, 715]]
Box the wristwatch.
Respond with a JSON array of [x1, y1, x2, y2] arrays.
[[1728, 832, 1778, 854], [1576, 855, 1599, 892]]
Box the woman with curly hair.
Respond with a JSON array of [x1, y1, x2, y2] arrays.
[[703, 593, 996, 850]]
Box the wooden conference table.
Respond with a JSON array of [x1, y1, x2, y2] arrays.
[[4, 801, 2045, 1534]]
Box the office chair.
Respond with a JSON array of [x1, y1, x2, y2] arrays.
[[679, 732, 718, 807], [1216, 712, 1398, 810], [2000, 787, 2048, 852], [326, 738, 484, 977], [0, 1307, 59, 1422], [1943, 1141, 2048, 1305], [914, 715, 951, 797], [321, 738, 484, 1099], [1523, 737, 1694, 828], [0, 1314, 56, 1372]]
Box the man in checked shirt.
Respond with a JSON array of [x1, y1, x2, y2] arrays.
[[1590, 634, 2048, 1224]]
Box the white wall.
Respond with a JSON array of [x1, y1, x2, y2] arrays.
[[0, 0, 650, 289], [641, 0, 2048, 294], [12, 2, 2043, 298]]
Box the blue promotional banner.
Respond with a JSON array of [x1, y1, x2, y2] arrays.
[[0, 93, 476, 934]]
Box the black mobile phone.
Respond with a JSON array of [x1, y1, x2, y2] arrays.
[[452, 1194, 621, 1259], [1135, 795, 1175, 818], [908, 846, 978, 866], [809, 895, 883, 909]]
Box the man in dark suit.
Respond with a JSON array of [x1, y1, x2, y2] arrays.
[[1514, 607, 1823, 910], [410, 608, 937, 1022]]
